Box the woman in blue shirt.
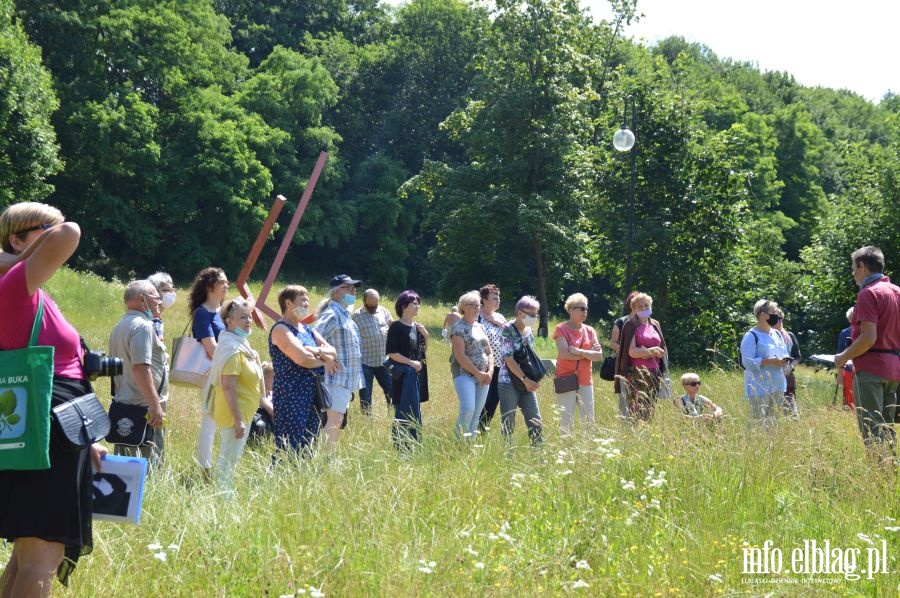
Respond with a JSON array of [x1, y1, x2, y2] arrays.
[[740, 299, 790, 429]]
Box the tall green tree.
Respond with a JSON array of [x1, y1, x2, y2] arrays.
[[0, 0, 60, 206], [407, 0, 603, 333]]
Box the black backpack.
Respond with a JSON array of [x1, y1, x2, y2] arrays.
[[738, 330, 759, 370]]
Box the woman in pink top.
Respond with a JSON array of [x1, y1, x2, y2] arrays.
[[0, 202, 108, 595], [553, 293, 603, 434], [614, 292, 668, 422]]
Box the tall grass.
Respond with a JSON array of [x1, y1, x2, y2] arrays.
[[3, 270, 897, 596]]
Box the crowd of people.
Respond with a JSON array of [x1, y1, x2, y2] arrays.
[[1, 200, 897, 595]]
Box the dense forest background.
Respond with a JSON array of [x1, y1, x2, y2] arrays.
[[1, 0, 897, 364]]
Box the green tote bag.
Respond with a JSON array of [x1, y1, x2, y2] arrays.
[[0, 296, 54, 470]]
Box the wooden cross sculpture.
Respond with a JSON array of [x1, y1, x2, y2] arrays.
[[235, 151, 328, 328]]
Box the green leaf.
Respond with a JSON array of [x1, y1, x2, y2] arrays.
[[6, 414, 20, 425], [0, 390, 17, 417]]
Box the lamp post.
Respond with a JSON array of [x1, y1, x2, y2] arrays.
[[612, 94, 636, 292]]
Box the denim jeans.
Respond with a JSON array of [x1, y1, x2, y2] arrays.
[[498, 382, 542, 444], [454, 375, 489, 436], [478, 366, 501, 431], [391, 363, 422, 450], [747, 391, 784, 431], [360, 364, 392, 412]]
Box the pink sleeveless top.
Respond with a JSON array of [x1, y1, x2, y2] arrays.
[[0, 261, 84, 378]]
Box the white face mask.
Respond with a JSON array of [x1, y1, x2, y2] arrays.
[[293, 305, 309, 319], [522, 314, 539, 328], [161, 292, 176, 309]]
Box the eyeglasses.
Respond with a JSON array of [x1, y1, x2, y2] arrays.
[[15, 223, 52, 236], [684, 381, 701, 387], [143, 294, 161, 302], [572, 306, 588, 312]]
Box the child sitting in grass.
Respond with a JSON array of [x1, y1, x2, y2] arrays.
[[678, 372, 724, 421]]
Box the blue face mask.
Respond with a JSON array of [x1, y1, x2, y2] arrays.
[[342, 293, 356, 307], [234, 327, 251, 339]]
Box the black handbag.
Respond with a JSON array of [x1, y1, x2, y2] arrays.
[[312, 372, 332, 412], [51, 393, 111, 451], [600, 355, 616, 381], [510, 325, 546, 391], [105, 401, 150, 446]]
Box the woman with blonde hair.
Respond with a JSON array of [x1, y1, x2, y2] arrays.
[[0, 202, 108, 593], [554, 293, 603, 433], [614, 292, 668, 422], [450, 290, 494, 437], [202, 298, 266, 492]]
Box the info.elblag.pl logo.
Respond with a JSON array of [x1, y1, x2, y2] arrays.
[[742, 539, 891, 581]]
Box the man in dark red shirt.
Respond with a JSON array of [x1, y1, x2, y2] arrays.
[[835, 246, 899, 455]]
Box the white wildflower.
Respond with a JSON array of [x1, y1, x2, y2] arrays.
[[574, 559, 591, 570], [147, 542, 162, 551], [475, 562, 485, 570], [620, 479, 636, 491], [309, 586, 325, 598], [559, 469, 573, 476], [465, 546, 479, 556], [884, 526, 900, 532], [417, 566, 432, 574], [167, 544, 180, 551], [511, 481, 523, 489], [153, 551, 167, 562], [709, 574, 723, 583], [567, 579, 590, 590]]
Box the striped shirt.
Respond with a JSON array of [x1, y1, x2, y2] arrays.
[[314, 300, 364, 391], [351, 305, 393, 366]]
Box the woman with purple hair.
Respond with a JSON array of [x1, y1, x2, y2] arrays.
[[498, 296, 544, 445], [385, 290, 429, 450]]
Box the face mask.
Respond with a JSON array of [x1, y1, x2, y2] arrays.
[[767, 314, 781, 326], [161, 292, 176, 309], [234, 327, 251, 339], [638, 308, 652, 319], [522, 315, 538, 328], [342, 294, 356, 307], [293, 305, 309, 319]]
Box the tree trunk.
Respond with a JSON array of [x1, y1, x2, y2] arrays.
[[534, 234, 549, 338]]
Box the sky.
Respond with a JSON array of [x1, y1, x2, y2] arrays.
[[586, 0, 898, 102], [384, 0, 899, 103]]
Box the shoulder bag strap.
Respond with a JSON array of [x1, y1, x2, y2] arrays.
[[29, 295, 45, 347], [178, 308, 200, 340]]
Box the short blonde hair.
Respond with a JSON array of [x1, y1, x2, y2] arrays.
[[220, 298, 253, 322], [753, 299, 778, 318], [564, 293, 588, 311], [0, 202, 65, 253], [629, 292, 653, 309], [680, 372, 700, 385], [457, 291, 481, 312]]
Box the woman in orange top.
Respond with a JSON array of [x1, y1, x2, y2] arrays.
[[553, 293, 603, 434]]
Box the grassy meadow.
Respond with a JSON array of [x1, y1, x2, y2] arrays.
[[3, 268, 898, 597]]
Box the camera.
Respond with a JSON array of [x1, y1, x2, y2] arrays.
[[83, 350, 123, 380]]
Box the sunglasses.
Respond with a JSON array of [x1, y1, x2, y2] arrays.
[[572, 306, 588, 312], [15, 223, 52, 235], [684, 381, 701, 387]]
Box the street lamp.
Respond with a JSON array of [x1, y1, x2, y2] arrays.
[[613, 94, 637, 292]]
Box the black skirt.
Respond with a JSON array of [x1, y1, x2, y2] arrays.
[[0, 377, 94, 585]]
